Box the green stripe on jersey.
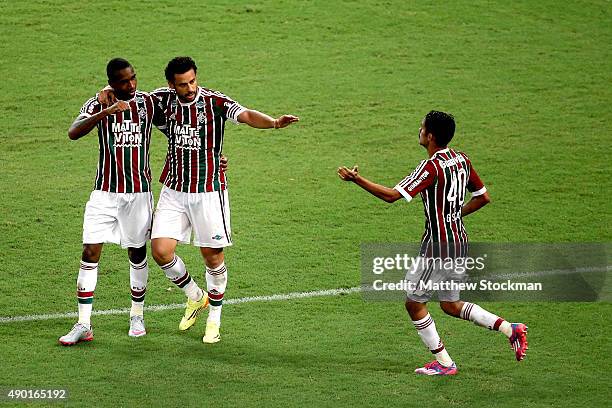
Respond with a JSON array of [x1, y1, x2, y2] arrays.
[[107, 117, 117, 192], [139, 99, 149, 192], [212, 103, 223, 192], [198, 109, 207, 193], [212, 154, 220, 191], [123, 109, 134, 192], [96, 131, 105, 190], [182, 146, 190, 192]]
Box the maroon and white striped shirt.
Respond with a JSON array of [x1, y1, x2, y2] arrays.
[[152, 86, 246, 193], [394, 148, 486, 249], [79, 91, 165, 193]]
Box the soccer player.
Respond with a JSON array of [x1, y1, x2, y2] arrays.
[[60, 58, 229, 345], [59, 58, 164, 345], [142, 56, 297, 343], [337, 111, 528, 375]]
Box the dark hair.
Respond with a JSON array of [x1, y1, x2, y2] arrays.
[[424, 110, 455, 146], [106, 58, 132, 82], [165, 56, 198, 82]]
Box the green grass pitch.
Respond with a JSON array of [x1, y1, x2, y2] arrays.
[[0, 1, 610, 407]]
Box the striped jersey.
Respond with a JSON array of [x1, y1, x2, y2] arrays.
[[152, 86, 247, 193], [79, 91, 165, 193], [394, 148, 486, 253]]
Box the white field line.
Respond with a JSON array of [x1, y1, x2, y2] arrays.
[[2, 265, 609, 324], [0, 286, 362, 324], [488, 265, 611, 280]]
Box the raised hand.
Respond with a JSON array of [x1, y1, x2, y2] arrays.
[[105, 100, 130, 115], [274, 115, 300, 129], [97, 86, 117, 106], [337, 165, 359, 181]]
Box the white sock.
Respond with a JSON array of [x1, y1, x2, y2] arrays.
[[77, 261, 98, 327], [206, 263, 227, 326], [434, 348, 453, 367], [461, 302, 512, 337], [161, 255, 203, 302], [498, 321, 513, 337], [412, 313, 454, 367], [129, 258, 148, 317]]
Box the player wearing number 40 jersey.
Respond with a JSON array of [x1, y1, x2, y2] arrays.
[[395, 140, 486, 248], [338, 111, 528, 375]]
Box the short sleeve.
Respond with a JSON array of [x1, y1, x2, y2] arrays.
[[214, 93, 247, 125], [393, 160, 436, 202], [151, 87, 172, 103], [80, 96, 102, 118], [462, 154, 486, 196], [150, 93, 167, 130], [467, 164, 486, 196]]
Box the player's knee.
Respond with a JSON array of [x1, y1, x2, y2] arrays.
[[205, 254, 223, 269], [440, 301, 461, 317], [151, 241, 173, 266], [128, 245, 147, 264], [200, 248, 224, 269], [81, 244, 102, 263], [405, 299, 424, 317]]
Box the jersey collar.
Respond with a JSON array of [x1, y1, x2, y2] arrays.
[[433, 147, 450, 156]]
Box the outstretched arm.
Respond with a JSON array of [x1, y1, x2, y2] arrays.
[[461, 192, 491, 217], [68, 101, 130, 140], [337, 166, 402, 203], [237, 109, 299, 129]]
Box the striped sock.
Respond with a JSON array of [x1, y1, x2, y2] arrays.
[[206, 263, 227, 326], [412, 313, 454, 367], [77, 261, 98, 326], [161, 255, 203, 302], [460, 302, 513, 337], [129, 259, 148, 317]]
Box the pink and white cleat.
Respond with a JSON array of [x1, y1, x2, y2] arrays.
[[59, 323, 93, 346], [414, 360, 458, 376], [128, 315, 146, 337], [509, 323, 529, 361]]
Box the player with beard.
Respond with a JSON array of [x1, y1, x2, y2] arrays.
[[148, 57, 298, 343], [60, 58, 230, 345]]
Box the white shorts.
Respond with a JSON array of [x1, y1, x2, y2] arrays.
[[151, 186, 232, 248], [82, 190, 153, 249], [405, 256, 466, 303]]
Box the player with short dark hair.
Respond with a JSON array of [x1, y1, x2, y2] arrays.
[[338, 110, 528, 375], [59, 58, 165, 345], [61, 58, 229, 345], [164, 56, 197, 83], [422, 110, 455, 147], [106, 57, 132, 82], [147, 56, 299, 343]]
